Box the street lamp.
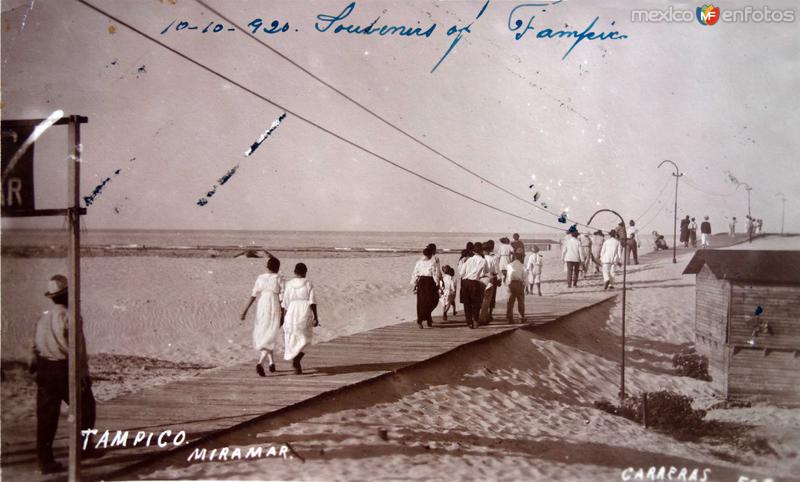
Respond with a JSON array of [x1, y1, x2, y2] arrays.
[[738, 183, 753, 242], [776, 193, 786, 236], [658, 160, 683, 263], [588, 208, 628, 401]]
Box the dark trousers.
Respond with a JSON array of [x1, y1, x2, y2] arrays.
[[416, 276, 438, 323], [626, 239, 639, 264], [506, 280, 525, 321], [566, 261, 580, 286], [36, 358, 96, 467], [461, 279, 483, 324], [479, 282, 497, 324]]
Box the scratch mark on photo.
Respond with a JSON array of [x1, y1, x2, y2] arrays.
[[84, 168, 123, 207]]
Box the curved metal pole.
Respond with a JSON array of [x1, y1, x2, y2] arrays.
[[588, 208, 627, 401], [658, 160, 682, 263]]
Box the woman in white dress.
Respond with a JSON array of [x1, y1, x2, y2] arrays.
[[241, 256, 283, 377], [283, 263, 319, 374]]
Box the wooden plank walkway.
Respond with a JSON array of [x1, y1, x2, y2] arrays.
[[2, 292, 615, 481]]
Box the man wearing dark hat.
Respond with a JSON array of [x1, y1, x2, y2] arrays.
[[30, 275, 97, 473]]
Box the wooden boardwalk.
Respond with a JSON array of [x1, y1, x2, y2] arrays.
[[3, 292, 615, 481]]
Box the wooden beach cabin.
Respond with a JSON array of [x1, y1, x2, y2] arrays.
[[683, 250, 800, 403]]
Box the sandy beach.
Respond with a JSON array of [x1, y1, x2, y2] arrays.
[[4, 237, 797, 480]]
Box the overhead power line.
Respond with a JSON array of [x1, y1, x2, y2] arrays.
[[75, 0, 572, 232], [191, 0, 600, 231]]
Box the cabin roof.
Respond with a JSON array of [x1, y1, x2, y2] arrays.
[[683, 249, 800, 284]]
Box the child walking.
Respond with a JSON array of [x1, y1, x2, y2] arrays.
[[440, 265, 457, 320]]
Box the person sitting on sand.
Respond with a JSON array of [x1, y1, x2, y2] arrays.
[[440, 265, 457, 321], [525, 245, 544, 296], [241, 256, 284, 376], [412, 245, 441, 328], [600, 231, 622, 290], [283, 263, 319, 374]]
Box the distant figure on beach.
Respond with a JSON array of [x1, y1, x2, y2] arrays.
[[600, 231, 622, 290], [459, 241, 488, 329], [31, 275, 98, 474], [590, 230, 604, 274], [689, 217, 698, 248], [505, 252, 527, 323], [756, 219, 763, 235], [562, 231, 584, 288], [729, 217, 737, 237], [440, 265, 457, 321], [700, 216, 712, 248], [479, 240, 500, 324], [497, 237, 513, 285], [241, 256, 284, 376], [412, 245, 441, 328], [680, 215, 690, 247], [525, 245, 543, 296], [282, 263, 319, 374]]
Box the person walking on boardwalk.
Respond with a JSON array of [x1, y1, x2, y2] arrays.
[[497, 237, 513, 285], [412, 245, 441, 328], [283, 263, 319, 374], [505, 252, 527, 323], [729, 216, 737, 237], [427, 243, 443, 289], [626, 220, 639, 265], [510, 233, 525, 256], [241, 256, 284, 376], [700, 216, 712, 248], [680, 215, 690, 247], [479, 240, 499, 324], [456, 242, 474, 313], [459, 241, 488, 329], [440, 265, 457, 320], [590, 230, 605, 274], [30, 275, 98, 474], [600, 231, 622, 290], [579, 231, 593, 277], [562, 230, 584, 288], [689, 217, 698, 248], [525, 245, 544, 296]]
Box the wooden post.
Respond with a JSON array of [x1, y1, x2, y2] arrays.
[[67, 115, 82, 482]]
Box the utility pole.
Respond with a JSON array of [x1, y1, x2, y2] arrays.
[[657, 160, 682, 263], [776, 193, 786, 235]]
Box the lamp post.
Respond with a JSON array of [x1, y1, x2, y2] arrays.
[[739, 183, 753, 242], [588, 208, 628, 401], [775, 193, 786, 235], [657, 160, 683, 263]]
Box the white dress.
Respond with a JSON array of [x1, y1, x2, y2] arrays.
[[251, 272, 283, 351], [282, 277, 316, 360]]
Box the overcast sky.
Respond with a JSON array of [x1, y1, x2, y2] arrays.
[[2, 0, 798, 235]]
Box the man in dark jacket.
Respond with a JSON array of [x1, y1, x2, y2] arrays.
[[700, 216, 712, 248]]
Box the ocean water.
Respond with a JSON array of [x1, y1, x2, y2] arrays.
[[1, 229, 562, 251]]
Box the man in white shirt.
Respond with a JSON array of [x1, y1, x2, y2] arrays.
[[505, 253, 527, 323], [30, 275, 98, 474], [600, 231, 622, 290], [561, 231, 584, 288], [459, 242, 488, 328], [627, 219, 639, 265]]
